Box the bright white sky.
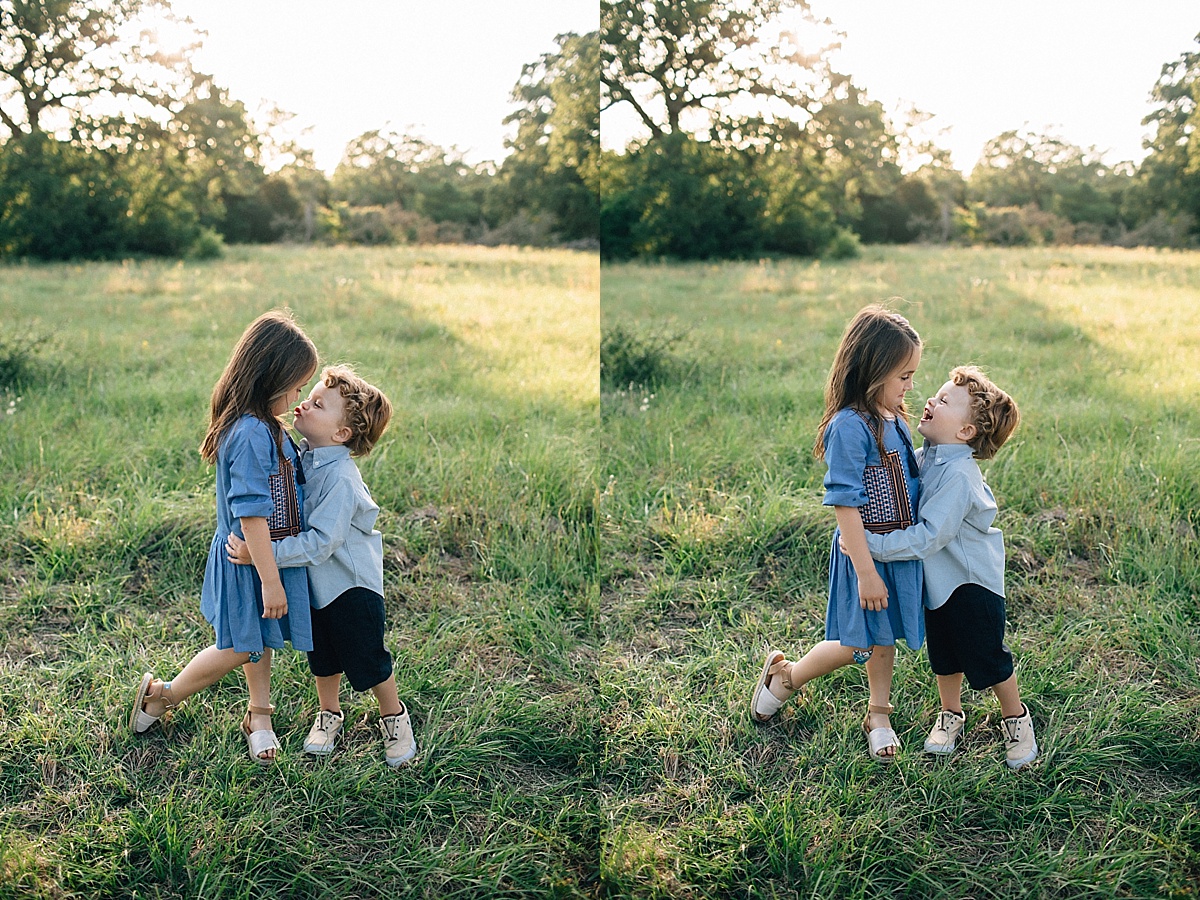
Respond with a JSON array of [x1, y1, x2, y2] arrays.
[[171, 0, 598, 173], [601, 0, 1200, 173]]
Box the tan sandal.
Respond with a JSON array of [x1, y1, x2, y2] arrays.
[[751, 650, 798, 723], [241, 704, 280, 766], [130, 673, 177, 734], [862, 702, 900, 762]]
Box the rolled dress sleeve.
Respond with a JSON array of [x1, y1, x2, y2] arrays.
[[823, 413, 871, 507], [226, 419, 276, 525]]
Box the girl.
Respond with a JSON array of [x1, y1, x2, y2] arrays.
[[750, 305, 923, 761], [130, 310, 319, 765]]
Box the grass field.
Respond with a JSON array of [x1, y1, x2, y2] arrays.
[[0, 245, 599, 898], [599, 246, 1200, 898], [3, 243, 1199, 898]]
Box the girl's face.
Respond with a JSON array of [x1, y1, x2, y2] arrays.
[[876, 346, 921, 415], [271, 375, 312, 417]]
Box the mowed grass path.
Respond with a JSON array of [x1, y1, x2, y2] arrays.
[[0, 245, 599, 898], [599, 246, 1200, 898]]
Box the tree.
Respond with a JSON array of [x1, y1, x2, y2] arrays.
[[0, 0, 191, 139], [969, 129, 1125, 236], [601, 0, 823, 144], [498, 31, 599, 241], [1130, 33, 1200, 239], [330, 130, 489, 242]]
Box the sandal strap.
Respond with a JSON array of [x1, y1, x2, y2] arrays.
[[868, 703, 894, 715], [156, 681, 179, 709], [767, 657, 795, 691], [247, 704, 276, 716]]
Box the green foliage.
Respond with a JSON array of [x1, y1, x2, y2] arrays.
[[0, 328, 51, 390], [1130, 33, 1200, 239], [186, 227, 225, 260], [0, 133, 128, 259], [600, 323, 688, 389], [822, 226, 862, 260], [601, 134, 771, 259], [497, 31, 600, 242]]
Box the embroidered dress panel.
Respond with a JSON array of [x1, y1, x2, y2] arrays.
[[861, 449, 913, 533], [268, 455, 302, 540]]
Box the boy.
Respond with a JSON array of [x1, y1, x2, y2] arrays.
[[860, 365, 1036, 769], [227, 364, 416, 767]]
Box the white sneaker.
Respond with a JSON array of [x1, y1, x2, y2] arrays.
[[1001, 705, 1038, 769], [303, 709, 344, 755], [923, 709, 966, 755], [380, 704, 417, 767]]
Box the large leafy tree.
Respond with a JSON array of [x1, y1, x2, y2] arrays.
[[331, 130, 487, 228], [601, 0, 822, 144], [1132, 33, 1200, 237], [0, 0, 189, 139], [969, 129, 1125, 228], [498, 30, 599, 241]]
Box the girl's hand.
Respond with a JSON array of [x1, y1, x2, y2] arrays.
[[261, 581, 288, 620], [858, 569, 889, 611]]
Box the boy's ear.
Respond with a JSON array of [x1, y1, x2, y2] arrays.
[[958, 422, 977, 442], [333, 424, 354, 445]]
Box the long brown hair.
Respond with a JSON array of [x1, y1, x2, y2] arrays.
[[813, 305, 921, 460], [199, 310, 319, 464]]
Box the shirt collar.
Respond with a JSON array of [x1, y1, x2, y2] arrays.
[[922, 442, 975, 464], [301, 441, 352, 469]]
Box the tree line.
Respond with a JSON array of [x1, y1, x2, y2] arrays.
[[600, 0, 1200, 259], [0, 0, 598, 260]]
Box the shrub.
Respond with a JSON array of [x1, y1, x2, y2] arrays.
[[601, 324, 687, 389], [822, 227, 862, 260], [0, 329, 51, 390], [186, 228, 225, 260]]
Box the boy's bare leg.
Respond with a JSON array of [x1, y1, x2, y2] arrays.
[[865, 645, 897, 757], [937, 672, 965, 714], [370, 673, 403, 718], [142, 644, 253, 718], [315, 674, 343, 714], [990, 673, 1025, 718]]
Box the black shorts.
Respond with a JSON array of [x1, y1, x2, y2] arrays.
[[924, 583, 1014, 691], [307, 587, 394, 692]]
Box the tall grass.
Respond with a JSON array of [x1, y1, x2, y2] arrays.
[[599, 245, 1200, 898], [0, 245, 599, 899]]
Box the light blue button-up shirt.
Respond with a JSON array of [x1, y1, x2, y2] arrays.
[[863, 442, 1005, 610], [270, 441, 384, 609]]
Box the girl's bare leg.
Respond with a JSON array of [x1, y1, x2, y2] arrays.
[[142, 644, 253, 717], [242, 648, 275, 761], [865, 644, 897, 758], [766, 640, 857, 701]]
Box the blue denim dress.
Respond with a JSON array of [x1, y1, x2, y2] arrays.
[[200, 415, 313, 654], [822, 408, 924, 651]]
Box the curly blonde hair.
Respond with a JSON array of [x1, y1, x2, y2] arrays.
[[950, 365, 1020, 460], [320, 365, 392, 457]]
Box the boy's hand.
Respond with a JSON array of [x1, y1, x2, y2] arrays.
[[226, 533, 252, 565]]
